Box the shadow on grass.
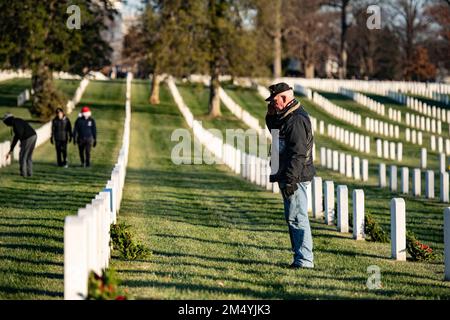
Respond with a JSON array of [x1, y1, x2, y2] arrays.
[[0, 286, 62, 298]]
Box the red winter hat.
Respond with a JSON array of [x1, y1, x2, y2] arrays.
[[81, 106, 90, 113]]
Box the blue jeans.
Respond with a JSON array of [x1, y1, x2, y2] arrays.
[[279, 181, 314, 268]]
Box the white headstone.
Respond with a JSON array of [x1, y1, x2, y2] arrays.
[[383, 140, 389, 159], [324, 181, 335, 225], [401, 167, 409, 194], [353, 189, 365, 240], [312, 177, 323, 219], [379, 163, 386, 188], [376, 139, 382, 157], [365, 136, 370, 153], [64, 215, 88, 300], [397, 142, 403, 162], [346, 155, 352, 178], [390, 142, 396, 160], [390, 165, 398, 192], [337, 185, 348, 233], [307, 182, 312, 212], [426, 170, 435, 199], [327, 149, 332, 169], [390, 198, 406, 261], [339, 152, 346, 174], [413, 169, 421, 196], [421, 148, 427, 169], [441, 172, 449, 203], [333, 150, 339, 171], [353, 157, 361, 180], [362, 159, 369, 182], [431, 135, 436, 151], [320, 147, 326, 167], [440, 154, 446, 173]]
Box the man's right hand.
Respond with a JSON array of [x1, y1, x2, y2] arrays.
[[267, 100, 276, 115], [5, 151, 11, 161]]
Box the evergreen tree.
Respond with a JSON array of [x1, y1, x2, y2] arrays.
[[0, 0, 115, 120]]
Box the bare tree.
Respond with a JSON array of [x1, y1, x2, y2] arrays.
[[285, 0, 334, 78], [321, 0, 352, 79], [387, 0, 430, 80]]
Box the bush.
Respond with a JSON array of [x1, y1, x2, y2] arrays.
[[87, 268, 128, 300], [110, 223, 151, 260], [364, 214, 389, 243], [406, 231, 436, 262]]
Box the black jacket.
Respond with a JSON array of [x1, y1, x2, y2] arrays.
[[52, 116, 72, 142], [73, 116, 97, 142], [265, 100, 315, 184], [6, 117, 37, 152]]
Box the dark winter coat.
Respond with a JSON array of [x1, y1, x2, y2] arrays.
[[265, 100, 315, 184]]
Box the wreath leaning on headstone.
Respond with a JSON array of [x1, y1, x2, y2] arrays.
[[406, 231, 437, 262], [110, 223, 152, 260]]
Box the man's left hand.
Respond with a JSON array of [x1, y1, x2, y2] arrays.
[[282, 183, 298, 198]]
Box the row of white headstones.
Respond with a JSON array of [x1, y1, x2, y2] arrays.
[[379, 163, 450, 201], [312, 91, 362, 127], [389, 91, 450, 122], [285, 77, 450, 106], [339, 87, 386, 116], [63, 73, 133, 300], [295, 83, 450, 153], [311, 176, 450, 280], [320, 147, 369, 181]]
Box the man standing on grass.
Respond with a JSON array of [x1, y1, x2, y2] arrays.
[[51, 108, 72, 168], [265, 83, 316, 269], [2, 113, 37, 177], [73, 106, 97, 168]]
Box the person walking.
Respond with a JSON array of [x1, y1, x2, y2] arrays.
[[73, 106, 97, 167], [2, 113, 37, 177], [265, 83, 316, 269], [51, 108, 72, 167]]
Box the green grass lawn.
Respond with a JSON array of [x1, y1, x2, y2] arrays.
[[109, 80, 450, 300], [0, 78, 81, 141], [0, 80, 126, 299]]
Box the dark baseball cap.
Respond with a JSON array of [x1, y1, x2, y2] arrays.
[[265, 82, 293, 101]]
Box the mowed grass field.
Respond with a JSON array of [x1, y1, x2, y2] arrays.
[[0, 80, 126, 299], [0, 78, 81, 141], [109, 81, 450, 299]]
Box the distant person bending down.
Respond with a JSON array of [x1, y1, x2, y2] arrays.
[[265, 83, 316, 269], [73, 106, 97, 168], [2, 113, 37, 177], [51, 108, 73, 168]]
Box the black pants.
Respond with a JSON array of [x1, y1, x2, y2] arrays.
[[55, 140, 68, 166], [19, 135, 37, 177], [78, 137, 93, 166]]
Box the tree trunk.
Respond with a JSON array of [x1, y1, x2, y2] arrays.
[[339, 0, 349, 79], [149, 72, 161, 105], [273, 0, 282, 79], [208, 68, 221, 118], [305, 62, 315, 78], [31, 61, 65, 121]]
